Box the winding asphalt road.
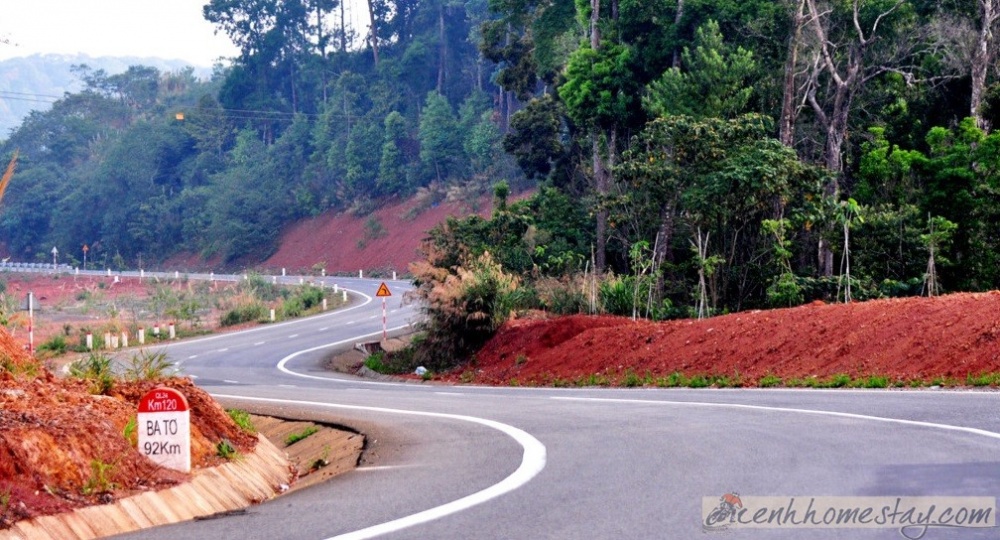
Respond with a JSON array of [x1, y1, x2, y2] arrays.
[[87, 274, 1000, 540]]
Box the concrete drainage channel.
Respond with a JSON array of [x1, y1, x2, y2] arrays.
[[0, 416, 364, 540]]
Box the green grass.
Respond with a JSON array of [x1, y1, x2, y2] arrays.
[[966, 372, 1000, 387], [622, 369, 643, 388], [81, 460, 117, 495], [758, 374, 782, 387], [363, 352, 388, 373], [216, 439, 238, 460], [285, 426, 319, 446], [227, 409, 256, 434]]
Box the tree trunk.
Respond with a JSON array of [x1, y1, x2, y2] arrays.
[[594, 135, 608, 273], [779, 0, 806, 147], [340, 0, 347, 53], [972, 0, 998, 129], [652, 200, 676, 299], [366, 0, 380, 66], [672, 0, 685, 68], [590, 0, 607, 272], [438, 5, 446, 94], [590, 0, 601, 49]]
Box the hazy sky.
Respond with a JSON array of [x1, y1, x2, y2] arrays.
[[0, 0, 240, 66]]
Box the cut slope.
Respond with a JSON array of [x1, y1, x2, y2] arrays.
[[264, 196, 492, 275], [450, 292, 1000, 386]]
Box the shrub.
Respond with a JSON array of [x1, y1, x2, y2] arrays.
[[599, 273, 633, 316], [38, 334, 68, 354], [408, 251, 524, 371], [281, 295, 304, 318], [220, 301, 267, 326], [535, 276, 588, 315]]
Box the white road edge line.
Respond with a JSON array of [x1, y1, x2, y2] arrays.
[[213, 394, 547, 540], [275, 326, 415, 387], [551, 397, 1000, 441]]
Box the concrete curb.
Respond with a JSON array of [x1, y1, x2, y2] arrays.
[[1, 434, 292, 540]]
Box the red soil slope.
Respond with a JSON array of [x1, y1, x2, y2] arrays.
[[449, 292, 1000, 386], [264, 196, 492, 275]]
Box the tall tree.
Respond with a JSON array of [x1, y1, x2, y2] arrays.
[[972, 0, 1000, 128], [644, 20, 756, 120], [802, 0, 918, 275]]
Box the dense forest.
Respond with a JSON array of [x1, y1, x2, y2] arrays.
[[2, 1, 1000, 347]]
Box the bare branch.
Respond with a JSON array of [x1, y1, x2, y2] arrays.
[[869, 0, 905, 44], [806, 0, 843, 87]]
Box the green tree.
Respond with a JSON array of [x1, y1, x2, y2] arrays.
[[615, 114, 821, 311], [644, 20, 756, 119], [378, 111, 410, 195], [418, 91, 463, 182]]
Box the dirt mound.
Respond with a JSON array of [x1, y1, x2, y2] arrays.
[[1, 345, 256, 528], [449, 292, 1000, 386]]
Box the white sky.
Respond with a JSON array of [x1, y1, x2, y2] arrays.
[[0, 0, 241, 66]]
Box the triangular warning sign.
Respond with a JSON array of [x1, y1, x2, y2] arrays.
[[376, 282, 392, 297]]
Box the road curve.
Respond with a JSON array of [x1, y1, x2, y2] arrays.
[[100, 276, 1000, 540]]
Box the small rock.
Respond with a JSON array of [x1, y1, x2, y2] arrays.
[[414, 366, 428, 376]]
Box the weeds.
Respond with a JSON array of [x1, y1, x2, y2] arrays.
[[37, 334, 68, 355], [68, 353, 115, 395], [123, 349, 173, 381], [81, 459, 117, 495], [622, 369, 643, 388], [828, 373, 852, 388], [758, 374, 782, 388], [227, 409, 256, 434], [122, 417, 137, 446], [966, 372, 1000, 387], [363, 352, 388, 373], [854, 375, 889, 389], [311, 445, 331, 471], [216, 439, 238, 460], [0, 488, 11, 526], [285, 426, 318, 446]]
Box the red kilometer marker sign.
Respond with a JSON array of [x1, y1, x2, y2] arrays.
[[137, 387, 191, 473]]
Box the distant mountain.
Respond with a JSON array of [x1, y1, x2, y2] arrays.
[[0, 54, 213, 138]]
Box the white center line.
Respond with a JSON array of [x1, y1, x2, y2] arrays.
[[346, 321, 355, 325], [254, 341, 265, 346], [278, 384, 297, 388], [223, 379, 238, 384], [435, 392, 466, 396], [319, 327, 329, 331], [187, 355, 198, 359], [217, 348, 229, 352], [288, 334, 299, 338]]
